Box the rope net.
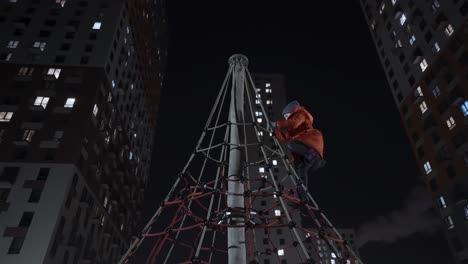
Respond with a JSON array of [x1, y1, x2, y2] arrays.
[[118, 56, 364, 264]]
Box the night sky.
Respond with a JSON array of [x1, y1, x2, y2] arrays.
[[144, 1, 454, 263]]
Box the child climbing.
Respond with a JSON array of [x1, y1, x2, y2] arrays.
[[270, 100, 326, 181]]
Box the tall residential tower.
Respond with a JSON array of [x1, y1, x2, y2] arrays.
[[360, 0, 467, 263], [0, 0, 167, 263]]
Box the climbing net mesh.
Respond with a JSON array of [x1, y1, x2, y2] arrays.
[[119, 57, 364, 264]]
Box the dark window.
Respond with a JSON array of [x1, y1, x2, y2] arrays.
[[55, 55, 65, 63], [419, 19, 427, 31], [13, 28, 25, 36], [37, 168, 49, 181], [65, 32, 76, 39], [408, 76, 415, 86], [424, 31, 433, 43], [85, 44, 93, 52], [429, 179, 438, 192], [432, 132, 440, 144], [60, 43, 71, 51], [39, 30, 51, 38], [261, 200, 266, 206], [461, 3, 468, 16], [45, 149, 56, 160], [281, 260, 287, 264], [263, 238, 268, 245], [1, 167, 19, 184], [8, 237, 25, 254], [276, 229, 282, 235], [28, 189, 42, 203], [89, 32, 97, 40], [44, 20, 56, 26], [396, 92, 403, 102], [417, 146, 424, 158], [0, 188, 10, 202], [452, 237, 463, 252], [403, 63, 410, 74], [19, 212, 34, 227], [279, 238, 285, 245], [80, 56, 89, 64], [392, 79, 399, 90], [264, 260, 270, 264], [446, 166, 456, 179]]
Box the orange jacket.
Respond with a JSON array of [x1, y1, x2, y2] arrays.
[[275, 106, 324, 158]]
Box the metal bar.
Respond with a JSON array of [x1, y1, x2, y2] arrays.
[[226, 54, 247, 264]]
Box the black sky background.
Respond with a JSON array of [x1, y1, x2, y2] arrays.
[[144, 1, 454, 263]]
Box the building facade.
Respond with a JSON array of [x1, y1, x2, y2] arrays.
[[0, 0, 167, 263], [249, 74, 359, 264], [359, 0, 468, 263]]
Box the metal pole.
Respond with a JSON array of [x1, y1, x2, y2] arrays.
[[226, 54, 248, 264]]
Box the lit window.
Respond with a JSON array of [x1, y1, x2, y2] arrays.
[[272, 160, 278, 166], [256, 94, 261, 99], [395, 39, 403, 48], [55, 0, 66, 7], [444, 24, 454, 37], [346, 260, 351, 264], [107, 92, 112, 102], [22, 130, 35, 142], [399, 13, 407, 25], [461, 101, 468, 116], [277, 249, 284, 256], [415, 86, 423, 97], [64, 98, 76, 108], [391, 0, 397, 5], [103, 196, 109, 208], [7, 40, 19, 48], [409, 35, 416, 45], [432, 42, 440, 54], [93, 104, 99, 116], [257, 131, 263, 136], [266, 100, 273, 105], [331, 260, 336, 264], [92, 22, 102, 30], [446, 116, 456, 130], [3, 53, 12, 61], [18, 67, 34, 76], [255, 111, 263, 117], [265, 83, 271, 88], [432, 86, 440, 98], [379, 2, 385, 14], [129, 151, 133, 160], [420, 59, 428, 72], [274, 210, 281, 216], [431, 0, 440, 13], [265, 88, 272, 93], [464, 205, 468, 219], [120, 223, 124, 230], [47, 68, 61, 79], [0, 112, 14, 122], [255, 99, 260, 105], [130, 83, 134, 90], [33, 41, 46, 51], [424, 161, 432, 174], [100, 215, 105, 226], [438, 196, 447, 208], [126, 26, 130, 34], [419, 101, 428, 114], [371, 20, 376, 30], [256, 88, 261, 93], [446, 216, 454, 229], [257, 118, 263, 123], [34, 96, 50, 109], [331, 252, 337, 258], [53, 131, 63, 140], [111, 80, 116, 88], [259, 167, 265, 173]]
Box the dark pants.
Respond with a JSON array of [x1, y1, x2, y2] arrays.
[[287, 140, 325, 179]]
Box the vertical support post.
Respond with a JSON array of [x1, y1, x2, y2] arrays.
[[227, 54, 248, 264]]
